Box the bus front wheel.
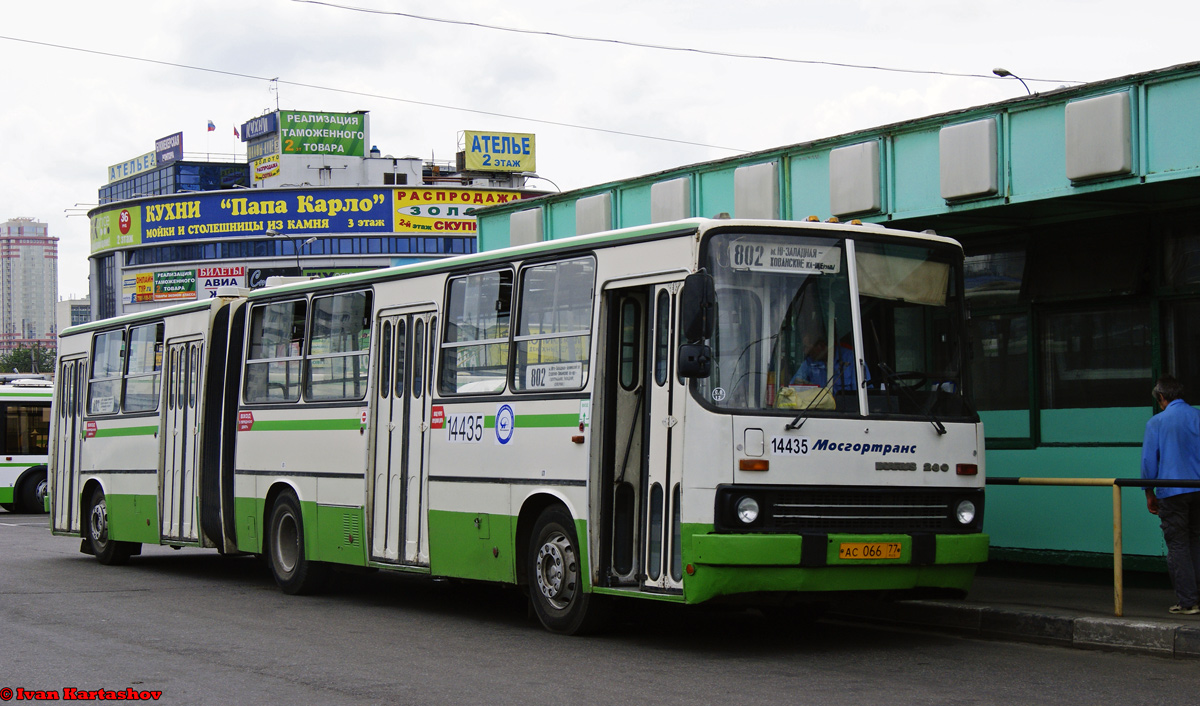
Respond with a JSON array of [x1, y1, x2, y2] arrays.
[[266, 490, 328, 595], [86, 486, 136, 565], [18, 467, 48, 514], [527, 505, 605, 635]]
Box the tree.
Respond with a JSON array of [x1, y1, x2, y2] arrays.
[[0, 344, 56, 374]]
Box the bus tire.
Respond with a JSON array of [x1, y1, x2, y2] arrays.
[[18, 467, 48, 514], [266, 490, 328, 595], [527, 505, 605, 635], [86, 486, 136, 566]]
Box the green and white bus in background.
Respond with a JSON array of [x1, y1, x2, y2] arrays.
[[1, 379, 53, 513], [50, 217, 986, 633]]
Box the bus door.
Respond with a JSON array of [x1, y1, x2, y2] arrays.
[[600, 280, 685, 594], [52, 356, 87, 533], [369, 307, 435, 566], [641, 283, 685, 592], [161, 339, 203, 543]]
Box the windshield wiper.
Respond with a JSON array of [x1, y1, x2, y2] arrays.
[[877, 363, 947, 435], [785, 356, 850, 430]]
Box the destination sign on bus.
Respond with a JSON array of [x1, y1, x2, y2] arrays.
[[728, 240, 841, 275]]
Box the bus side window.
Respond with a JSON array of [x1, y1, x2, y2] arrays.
[[244, 299, 308, 404], [512, 257, 594, 393], [440, 269, 512, 395], [88, 329, 126, 415]]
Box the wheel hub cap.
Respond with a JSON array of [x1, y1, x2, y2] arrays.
[[535, 531, 576, 609]]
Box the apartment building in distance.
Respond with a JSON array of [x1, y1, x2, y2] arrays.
[[0, 217, 58, 353]]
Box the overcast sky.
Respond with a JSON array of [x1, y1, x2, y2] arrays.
[[3, 0, 1198, 299]]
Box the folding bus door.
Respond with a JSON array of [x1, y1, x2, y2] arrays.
[[51, 356, 87, 534], [369, 307, 435, 566], [161, 339, 203, 543]]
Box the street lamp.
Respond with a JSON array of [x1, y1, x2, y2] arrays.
[[267, 229, 318, 275], [993, 67, 1032, 95], [296, 236, 318, 275], [522, 173, 561, 192]]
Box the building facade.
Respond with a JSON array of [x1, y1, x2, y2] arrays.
[[0, 218, 58, 353], [474, 61, 1200, 568], [55, 297, 91, 335], [89, 114, 543, 320]]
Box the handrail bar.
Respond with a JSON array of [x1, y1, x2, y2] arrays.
[[986, 476, 1200, 616]]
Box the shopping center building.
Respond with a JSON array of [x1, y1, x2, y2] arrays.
[[89, 112, 543, 319], [474, 62, 1200, 567]]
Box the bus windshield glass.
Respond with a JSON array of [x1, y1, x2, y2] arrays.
[[855, 239, 973, 421], [697, 230, 973, 421]]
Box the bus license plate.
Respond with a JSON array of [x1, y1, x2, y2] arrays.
[[838, 542, 902, 560]]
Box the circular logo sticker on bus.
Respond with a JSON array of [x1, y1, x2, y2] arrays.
[[495, 404, 515, 445], [712, 387, 727, 402]]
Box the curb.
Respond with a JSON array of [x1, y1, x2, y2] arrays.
[[829, 600, 1200, 659]]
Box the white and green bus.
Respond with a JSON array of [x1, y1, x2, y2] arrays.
[[50, 217, 986, 633], [1, 379, 53, 513]]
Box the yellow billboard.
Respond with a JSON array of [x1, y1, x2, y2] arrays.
[[394, 188, 523, 233], [463, 131, 535, 172]]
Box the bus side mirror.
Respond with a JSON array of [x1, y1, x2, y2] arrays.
[[680, 271, 715, 342], [678, 343, 711, 379]]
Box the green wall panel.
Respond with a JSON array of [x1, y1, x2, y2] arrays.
[[788, 151, 831, 220], [979, 409, 1031, 439], [1040, 407, 1151, 444], [698, 168, 736, 219], [1008, 104, 1069, 198], [476, 212, 510, 252], [1146, 75, 1200, 178], [547, 200, 576, 241], [617, 183, 652, 228], [891, 128, 942, 216], [985, 446, 1164, 557]]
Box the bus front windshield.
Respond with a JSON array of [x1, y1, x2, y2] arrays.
[[697, 230, 974, 421]]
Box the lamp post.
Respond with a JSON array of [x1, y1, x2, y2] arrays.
[[993, 67, 1032, 95], [522, 173, 561, 192], [296, 236, 318, 275], [267, 229, 318, 275]]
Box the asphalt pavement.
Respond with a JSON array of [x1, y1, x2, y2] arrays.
[[830, 562, 1200, 659]]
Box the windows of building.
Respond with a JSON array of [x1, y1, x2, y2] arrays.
[[963, 213, 1185, 447], [124, 236, 476, 266]]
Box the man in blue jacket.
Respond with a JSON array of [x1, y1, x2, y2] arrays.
[[1141, 375, 1200, 615]]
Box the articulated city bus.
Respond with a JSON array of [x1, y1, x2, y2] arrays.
[[50, 217, 986, 633], [1, 379, 53, 513]]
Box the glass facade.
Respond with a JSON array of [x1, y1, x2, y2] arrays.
[[962, 210, 1200, 445], [99, 163, 249, 204], [125, 235, 475, 267]]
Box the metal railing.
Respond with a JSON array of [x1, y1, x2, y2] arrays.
[[987, 477, 1200, 616]]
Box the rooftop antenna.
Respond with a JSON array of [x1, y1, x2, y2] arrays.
[[270, 78, 280, 111]]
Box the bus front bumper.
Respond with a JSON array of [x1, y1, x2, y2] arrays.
[[683, 531, 989, 604]]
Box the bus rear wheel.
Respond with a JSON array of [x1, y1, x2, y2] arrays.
[[86, 486, 136, 565], [527, 505, 605, 635], [266, 490, 328, 595]]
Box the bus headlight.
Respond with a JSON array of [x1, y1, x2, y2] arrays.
[[736, 496, 760, 524], [955, 500, 976, 525]]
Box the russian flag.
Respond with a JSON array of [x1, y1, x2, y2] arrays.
[[233, 126, 240, 139], [207, 120, 215, 132]]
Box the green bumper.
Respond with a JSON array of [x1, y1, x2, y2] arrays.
[[683, 530, 988, 604]]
